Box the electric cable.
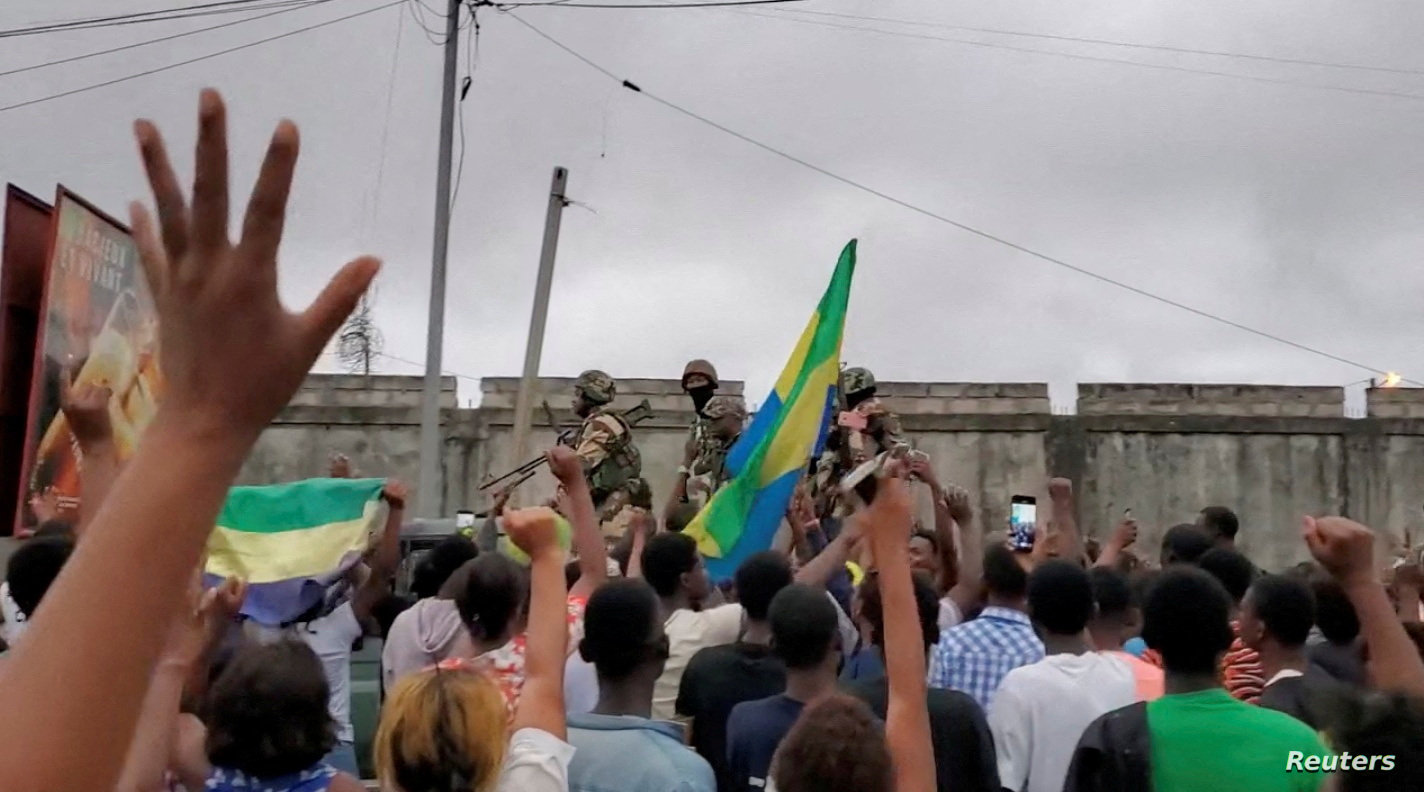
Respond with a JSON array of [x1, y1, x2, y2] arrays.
[[0, 1, 403, 115], [500, 10, 1421, 381]]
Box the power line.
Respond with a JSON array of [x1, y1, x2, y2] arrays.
[[2, 0, 280, 35], [407, 0, 452, 43], [776, 8, 1424, 78], [366, 2, 405, 239], [730, 10, 1424, 106], [497, 0, 805, 8], [0, 0, 342, 79], [450, 3, 481, 213], [499, 10, 1414, 380], [0, 1, 403, 115], [377, 351, 482, 383], [0, 0, 322, 38]]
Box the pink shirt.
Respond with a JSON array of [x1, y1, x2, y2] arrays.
[[1108, 650, 1165, 701]]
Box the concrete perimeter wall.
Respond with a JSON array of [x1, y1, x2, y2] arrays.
[[238, 375, 1424, 573]]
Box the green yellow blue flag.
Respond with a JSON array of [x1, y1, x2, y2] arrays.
[[204, 478, 388, 625], [686, 240, 856, 579]]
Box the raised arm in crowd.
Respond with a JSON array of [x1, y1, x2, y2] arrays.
[[0, 89, 380, 792]]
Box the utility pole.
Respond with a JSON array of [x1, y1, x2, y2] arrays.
[[416, 0, 462, 518], [509, 167, 570, 473]]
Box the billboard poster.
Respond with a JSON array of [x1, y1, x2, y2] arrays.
[[1, 186, 54, 536], [14, 188, 162, 536]]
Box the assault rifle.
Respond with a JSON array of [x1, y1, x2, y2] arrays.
[[479, 398, 654, 494]]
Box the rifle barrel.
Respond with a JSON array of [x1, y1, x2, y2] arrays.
[[480, 399, 653, 491], [480, 455, 549, 490]]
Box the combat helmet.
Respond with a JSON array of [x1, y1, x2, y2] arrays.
[[702, 395, 747, 421], [575, 370, 617, 406], [841, 366, 877, 397], [681, 359, 719, 390]]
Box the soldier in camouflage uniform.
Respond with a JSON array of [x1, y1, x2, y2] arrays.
[[566, 370, 642, 514], [811, 366, 906, 516], [667, 394, 747, 517], [679, 359, 720, 472]]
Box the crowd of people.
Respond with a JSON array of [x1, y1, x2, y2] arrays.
[[2, 90, 1424, 792]]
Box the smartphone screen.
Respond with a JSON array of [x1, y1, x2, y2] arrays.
[[455, 510, 475, 530], [1010, 496, 1037, 550], [837, 411, 868, 431]]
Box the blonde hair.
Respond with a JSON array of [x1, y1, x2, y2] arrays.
[[374, 665, 509, 792]]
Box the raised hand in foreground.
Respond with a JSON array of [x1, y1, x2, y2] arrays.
[[545, 445, 607, 598], [0, 89, 377, 792], [503, 507, 570, 739], [130, 91, 379, 438], [862, 466, 936, 792], [1303, 516, 1424, 698]]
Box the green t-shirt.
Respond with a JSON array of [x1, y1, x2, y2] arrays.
[[1148, 688, 1327, 792]]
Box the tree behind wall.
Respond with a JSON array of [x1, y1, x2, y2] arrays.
[[337, 292, 383, 376]]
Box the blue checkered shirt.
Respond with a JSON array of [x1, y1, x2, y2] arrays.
[[927, 606, 1044, 711]]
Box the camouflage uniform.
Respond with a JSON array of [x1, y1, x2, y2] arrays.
[[812, 367, 906, 516], [565, 370, 642, 510], [600, 477, 652, 540], [684, 395, 747, 509], [679, 359, 720, 483]]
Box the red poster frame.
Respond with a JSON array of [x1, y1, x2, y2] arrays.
[[1, 186, 55, 536], [12, 186, 146, 537]]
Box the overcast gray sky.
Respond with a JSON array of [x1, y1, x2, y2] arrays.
[[4, 0, 1423, 408]]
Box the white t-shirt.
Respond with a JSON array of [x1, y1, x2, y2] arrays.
[[937, 596, 963, 632], [497, 727, 577, 792], [653, 603, 744, 721], [988, 652, 1137, 792], [297, 602, 364, 744]]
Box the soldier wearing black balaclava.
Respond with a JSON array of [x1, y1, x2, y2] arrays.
[[669, 360, 721, 515]]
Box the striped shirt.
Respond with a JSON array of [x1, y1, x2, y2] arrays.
[[928, 606, 1045, 711], [1137, 622, 1266, 704], [1223, 620, 1265, 704]]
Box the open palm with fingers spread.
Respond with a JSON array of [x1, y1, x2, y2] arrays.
[[131, 89, 379, 440]]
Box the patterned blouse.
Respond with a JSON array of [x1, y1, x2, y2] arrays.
[[204, 763, 336, 792]]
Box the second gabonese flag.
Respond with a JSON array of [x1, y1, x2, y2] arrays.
[[685, 240, 855, 579]]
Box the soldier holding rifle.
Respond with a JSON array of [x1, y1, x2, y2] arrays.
[[566, 370, 643, 516]]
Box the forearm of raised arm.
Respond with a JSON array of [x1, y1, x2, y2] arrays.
[[565, 477, 606, 599], [1051, 495, 1081, 562], [512, 553, 568, 738], [0, 418, 250, 792], [795, 532, 851, 587], [930, 494, 957, 589], [871, 520, 934, 792], [370, 502, 404, 580], [76, 441, 121, 537], [1347, 581, 1424, 697], [115, 661, 188, 792]]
